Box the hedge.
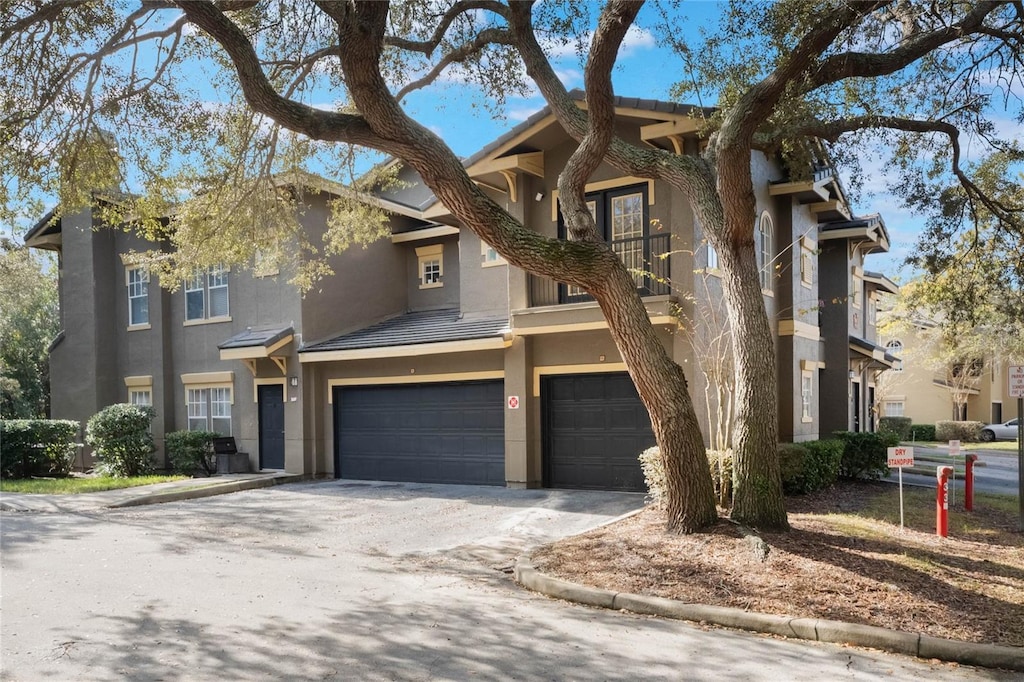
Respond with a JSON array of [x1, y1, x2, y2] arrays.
[[833, 431, 898, 480], [778, 440, 844, 495], [935, 420, 983, 442], [165, 430, 219, 476], [910, 423, 936, 441], [878, 416, 912, 440], [0, 419, 79, 479]]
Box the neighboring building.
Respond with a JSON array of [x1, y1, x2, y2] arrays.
[[875, 318, 1019, 427], [25, 94, 899, 489]]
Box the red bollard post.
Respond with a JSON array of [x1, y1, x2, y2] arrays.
[[964, 454, 978, 512], [937, 466, 953, 537]]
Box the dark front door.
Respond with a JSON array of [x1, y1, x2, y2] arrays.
[[334, 381, 505, 486], [868, 386, 876, 432], [543, 373, 654, 492], [852, 382, 862, 432], [258, 384, 285, 470]]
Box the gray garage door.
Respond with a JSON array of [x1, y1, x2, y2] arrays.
[[334, 380, 505, 486], [543, 373, 654, 492]]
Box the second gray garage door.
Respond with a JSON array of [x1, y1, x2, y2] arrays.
[[334, 380, 505, 486], [543, 373, 655, 492]]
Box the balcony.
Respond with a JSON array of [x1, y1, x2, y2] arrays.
[[527, 233, 673, 307]]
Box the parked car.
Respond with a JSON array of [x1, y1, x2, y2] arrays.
[[979, 418, 1020, 442]]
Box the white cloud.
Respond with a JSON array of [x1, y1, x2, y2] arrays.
[[541, 25, 656, 60], [507, 105, 543, 122]]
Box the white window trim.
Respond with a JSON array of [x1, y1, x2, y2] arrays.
[[801, 370, 813, 423], [416, 244, 444, 289], [799, 236, 815, 288], [124, 375, 154, 405], [884, 400, 905, 418], [181, 372, 234, 435], [481, 240, 507, 268], [184, 265, 231, 324], [757, 211, 774, 294], [126, 266, 150, 329]]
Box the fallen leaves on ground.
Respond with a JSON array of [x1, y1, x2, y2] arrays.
[[532, 481, 1024, 647]]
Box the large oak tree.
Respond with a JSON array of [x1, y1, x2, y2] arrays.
[[2, 0, 1020, 532]]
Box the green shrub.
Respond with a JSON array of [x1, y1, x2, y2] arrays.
[[878, 417, 912, 440], [910, 423, 936, 441], [85, 404, 155, 477], [0, 419, 79, 479], [801, 439, 844, 492], [777, 440, 843, 495], [833, 431, 898, 480], [165, 430, 218, 476], [935, 420, 983, 442], [777, 443, 809, 495], [638, 446, 733, 508], [638, 446, 665, 507]]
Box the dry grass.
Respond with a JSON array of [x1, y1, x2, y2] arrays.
[[533, 481, 1024, 647]]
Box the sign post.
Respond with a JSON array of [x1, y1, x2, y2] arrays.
[[887, 446, 914, 529], [948, 439, 961, 507], [1010, 365, 1024, 532]]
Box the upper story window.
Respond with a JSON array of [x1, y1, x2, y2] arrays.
[[185, 265, 229, 321], [868, 295, 877, 325], [706, 241, 720, 271], [799, 237, 814, 286], [556, 183, 668, 302], [127, 267, 149, 327], [129, 388, 152, 406], [756, 212, 774, 292], [416, 244, 444, 289], [886, 339, 904, 373], [481, 240, 507, 267]]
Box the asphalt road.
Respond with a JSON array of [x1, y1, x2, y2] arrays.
[[1, 481, 1015, 681], [892, 447, 1022, 496]]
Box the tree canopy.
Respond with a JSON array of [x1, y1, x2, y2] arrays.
[[2, 0, 1021, 532], [0, 240, 60, 418]]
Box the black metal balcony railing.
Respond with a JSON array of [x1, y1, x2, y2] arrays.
[[528, 233, 672, 307]]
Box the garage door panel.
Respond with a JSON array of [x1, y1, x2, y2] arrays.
[[336, 380, 505, 486], [544, 373, 653, 492]]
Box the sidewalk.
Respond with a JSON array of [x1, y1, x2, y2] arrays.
[[0, 471, 303, 513]]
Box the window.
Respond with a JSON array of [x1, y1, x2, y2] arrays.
[[706, 241, 719, 271], [185, 265, 230, 322], [886, 340, 903, 373], [868, 295, 877, 325], [756, 212, 774, 292], [557, 183, 664, 301], [129, 389, 151, 406], [187, 387, 232, 435], [884, 401, 905, 417], [416, 244, 444, 289], [799, 238, 814, 286], [851, 270, 862, 308], [481, 240, 507, 267], [127, 267, 149, 327], [801, 371, 813, 421]]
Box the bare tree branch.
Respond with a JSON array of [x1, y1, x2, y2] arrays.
[[384, 0, 508, 54], [0, 0, 78, 46], [394, 27, 514, 100], [175, 1, 377, 145]]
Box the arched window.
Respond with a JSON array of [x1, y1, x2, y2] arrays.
[[757, 212, 774, 292], [886, 339, 904, 372]]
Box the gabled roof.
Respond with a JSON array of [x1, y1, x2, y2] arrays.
[[383, 91, 712, 217], [301, 309, 509, 354]]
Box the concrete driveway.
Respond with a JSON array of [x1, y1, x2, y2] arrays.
[[0, 480, 1012, 681]]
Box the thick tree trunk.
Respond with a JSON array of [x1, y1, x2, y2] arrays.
[[713, 143, 789, 531], [593, 263, 718, 533], [719, 239, 788, 529]]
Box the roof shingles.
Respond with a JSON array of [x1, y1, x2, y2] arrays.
[[301, 309, 509, 353]]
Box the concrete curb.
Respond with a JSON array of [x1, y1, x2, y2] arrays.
[[514, 558, 1024, 672], [107, 474, 305, 508]]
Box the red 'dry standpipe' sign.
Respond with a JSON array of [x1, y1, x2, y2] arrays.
[[887, 446, 914, 468]]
